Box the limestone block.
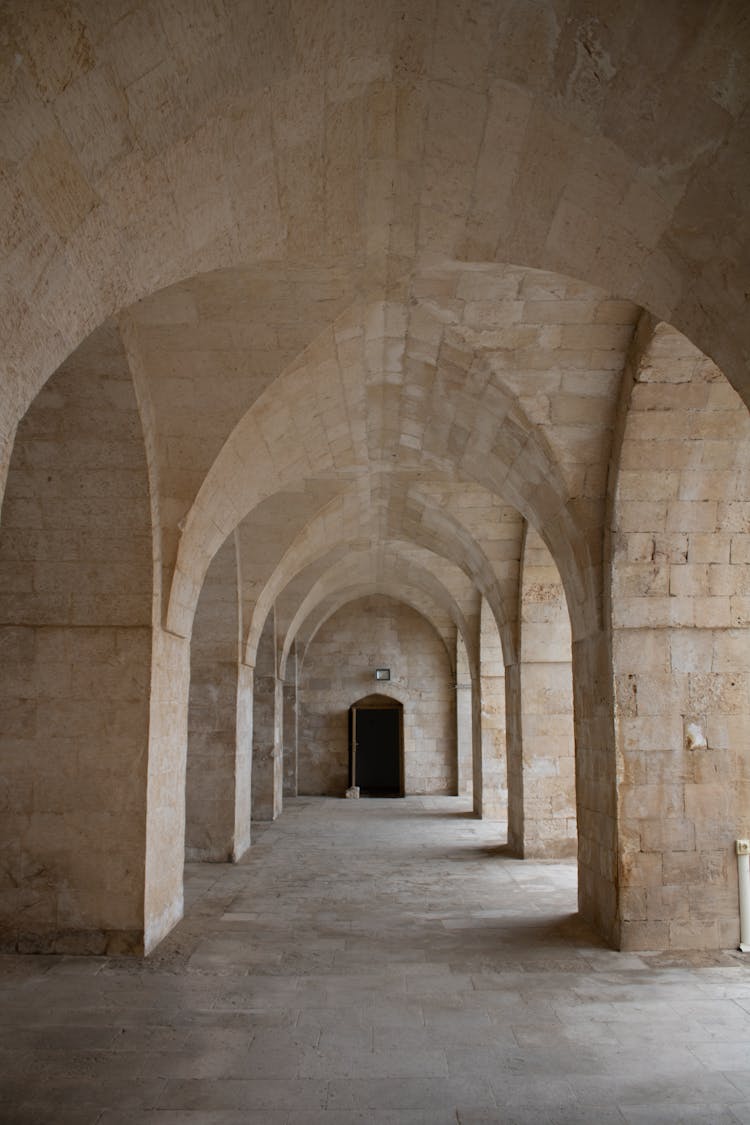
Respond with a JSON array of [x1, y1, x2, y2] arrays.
[[612, 630, 669, 673], [669, 631, 714, 673], [620, 920, 669, 950], [640, 818, 696, 854]]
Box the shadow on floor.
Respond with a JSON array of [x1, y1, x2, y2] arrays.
[[502, 911, 608, 950]]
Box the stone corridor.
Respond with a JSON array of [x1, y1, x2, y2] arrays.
[[3, 797, 750, 1124]]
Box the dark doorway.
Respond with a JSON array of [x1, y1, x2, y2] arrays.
[[349, 696, 403, 797]]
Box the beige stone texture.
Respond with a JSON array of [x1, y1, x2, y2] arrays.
[[611, 323, 750, 950], [0, 2, 748, 957], [299, 596, 456, 797], [478, 597, 507, 820], [455, 630, 474, 797], [186, 533, 249, 862], [282, 643, 299, 798], [0, 323, 152, 953], [510, 526, 576, 859], [252, 609, 283, 822]]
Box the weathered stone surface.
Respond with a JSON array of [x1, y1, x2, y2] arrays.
[[612, 324, 750, 950], [0, 2, 748, 959]]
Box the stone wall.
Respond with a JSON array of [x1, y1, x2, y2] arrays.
[[612, 324, 750, 949], [299, 595, 456, 796]]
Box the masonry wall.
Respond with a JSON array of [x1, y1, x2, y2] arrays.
[[0, 324, 152, 953], [299, 595, 456, 796], [612, 324, 750, 950]]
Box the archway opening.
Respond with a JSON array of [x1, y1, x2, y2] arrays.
[[349, 694, 404, 798]]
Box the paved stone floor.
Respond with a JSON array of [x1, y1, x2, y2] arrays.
[[3, 797, 750, 1124]]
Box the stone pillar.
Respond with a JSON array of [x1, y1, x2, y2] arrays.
[[471, 675, 483, 817], [573, 629, 619, 947], [478, 598, 507, 819], [186, 534, 245, 862], [234, 663, 253, 857], [610, 324, 750, 950], [513, 527, 576, 859], [0, 324, 153, 954], [144, 628, 190, 954], [283, 643, 299, 798], [252, 609, 283, 821], [505, 660, 524, 853], [456, 631, 473, 797]]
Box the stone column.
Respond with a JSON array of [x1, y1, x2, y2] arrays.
[[283, 642, 299, 798], [186, 535, 244, 862], [505, 660, 524, 853], [513, 527, 576, 859], [478, 598, 507, 819], [456, 631, 473, 797], [252, 609, 283, 821], [610, 324, 750, 950], [572, 629, 619, 947], [234, 663, 253, 858]]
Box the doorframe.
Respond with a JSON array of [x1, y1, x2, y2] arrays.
[[348, 693, 404, 796]]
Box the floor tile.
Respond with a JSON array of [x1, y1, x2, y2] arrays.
[[1, 797, 750, 1122]]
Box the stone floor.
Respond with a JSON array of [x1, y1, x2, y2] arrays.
[[3, 797, 750, 1124]]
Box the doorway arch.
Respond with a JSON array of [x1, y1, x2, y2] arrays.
[[349, 695, 404, 798]]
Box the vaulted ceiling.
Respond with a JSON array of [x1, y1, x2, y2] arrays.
[[1, 0, 747, 661]]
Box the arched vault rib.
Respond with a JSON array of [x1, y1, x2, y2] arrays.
[[2, 3, 749, 455], [162, 264, 637, 647], [241, 476, 512, 667], [273, 540, 479, 677], [293, 586, 462, 684], [277, 550, 474, 682], [168, 293, 594, 642], [166, 302, 370, 636]]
